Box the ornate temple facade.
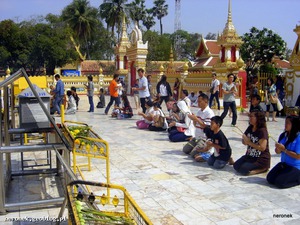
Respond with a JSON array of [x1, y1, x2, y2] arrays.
[[285, 25, 300, 106]]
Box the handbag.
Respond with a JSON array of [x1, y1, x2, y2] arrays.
[[270, 94, 278, 104], [277, 99, 283, 111], [210, 87, 214, 94], [154, 115, 165, 128]]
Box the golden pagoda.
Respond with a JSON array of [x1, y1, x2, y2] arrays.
[[114, 15, 131, 76], [213, 0, 244, 73]]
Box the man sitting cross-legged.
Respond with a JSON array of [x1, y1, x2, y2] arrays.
[[183, 93, 215, 161]]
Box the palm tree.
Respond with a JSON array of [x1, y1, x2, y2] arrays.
[[99, 0, 128, 41], [143, 9, 156, 31], [152, 0, 168, 35], [61, 0, 99, 59], [126, 0, 146, 26]]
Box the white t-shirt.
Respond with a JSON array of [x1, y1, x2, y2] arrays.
[[138, 76, 150, 98], [151, 108, 168, 128], [194, 106, 215, 138], [211, 79, 220, 92], [144, 107, 154, 124], [159, 84, 168, 96], [117, 83, 123, 95]]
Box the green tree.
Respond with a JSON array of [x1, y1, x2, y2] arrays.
[[143, 9, 156, 31], [170, 30, 202, 60], [99, 0, 128, 42], [152, 0, 168, 35], [21, 19, 77, 75], [126, 0, 146, 26], [240, 27, 286, 75], [0, 20, 29, 72], [144, 30, 172, 61], [61, 0, 99, 59], [0, 18, 77, 75]]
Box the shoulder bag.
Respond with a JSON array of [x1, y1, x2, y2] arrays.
[[270, 94, 278, 104]]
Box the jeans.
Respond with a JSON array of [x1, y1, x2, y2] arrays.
[[221, 101, 237, 125], [209, 91, 220, 110], [140, 97, 148, 113], [266, 103, 278, 112], [267, 162, 300, 189], [54, 95, 63, 114], [168, 129, 191, 142], [88, 96, 94, 112], [105, 96, 119, 114], [233, 155, 260, 175], [207, 156, 227, 169], [159, 96, 170, 109]]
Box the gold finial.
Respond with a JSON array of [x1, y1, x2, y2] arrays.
[[54, 68, 59, 75], [170, 46, 174, 62], [6, 67, 11, 75], [99, 67, 103, 74], [237, 57, 245, 69], [183, 62, 189, 71], [159, 64, 164, 73], [225, 0, 235, 32]]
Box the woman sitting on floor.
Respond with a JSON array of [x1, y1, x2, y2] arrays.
[[267, 115, 300, 188], [65, 90, 77, 115], [166, 102, 184, 130], [136, 101, 154, 129], [148, 102, 168, 131], [168, 100, 195, 142], [233, 110, 271, 175], [112, 94, 133, 119]]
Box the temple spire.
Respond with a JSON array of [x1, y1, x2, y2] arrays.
[[121, 14, 128, 40], [224, 0, 235, 33]]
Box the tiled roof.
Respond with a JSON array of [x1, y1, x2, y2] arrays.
[[205, 40, 220, 55], [81, 60, 114, 72], [273, 58, 290, 69], [192, 58, 210, 69], [206, 57, 219, 67]]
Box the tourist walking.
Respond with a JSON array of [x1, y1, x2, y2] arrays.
[[220, 73, 238, 126], [265, 77, 278, 122], [156, 74, 172, 109], [105, 74, 120, 115], [53, 74, 65, 116], [85, 75, 94, 112], [209, 73, 220, 111], [131, 68, 150, 113]]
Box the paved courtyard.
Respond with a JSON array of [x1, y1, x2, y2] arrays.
[[1, 95, 300, 225]]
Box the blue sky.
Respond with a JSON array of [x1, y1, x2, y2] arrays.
[[0, 0, 299, 50]]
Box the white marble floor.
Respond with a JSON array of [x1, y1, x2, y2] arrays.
[[1, 95, 299, 225]]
